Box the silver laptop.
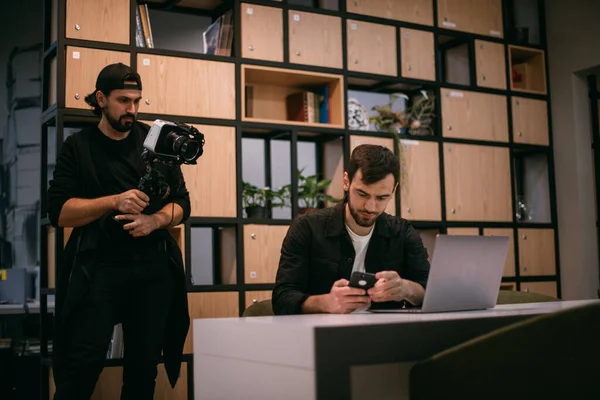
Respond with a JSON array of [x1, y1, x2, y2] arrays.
[[369, 234, 509, 313]]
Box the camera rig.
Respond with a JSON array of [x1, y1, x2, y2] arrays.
[[138, 121, 205, 213]]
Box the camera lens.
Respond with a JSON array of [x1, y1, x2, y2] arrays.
[[171, 134, 200, 162], [180, 140, 200, 162]]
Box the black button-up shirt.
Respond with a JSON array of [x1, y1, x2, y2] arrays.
[[272, 201, 431, 315]]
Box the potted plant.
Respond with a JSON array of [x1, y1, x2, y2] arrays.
[[367, 90, 435, 190], [297, 169, 340, 214], [369, 90, 435, 137], [242, 182, 289, 219]]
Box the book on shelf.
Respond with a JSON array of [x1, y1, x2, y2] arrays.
[[286, 87, 330, 124], [203, 9, 233, 56], [137, 3, 154, 48]]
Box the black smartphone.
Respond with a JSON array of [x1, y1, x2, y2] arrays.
[[348, 271, 378, 291]]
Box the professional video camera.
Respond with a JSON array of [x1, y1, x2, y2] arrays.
[[106, 120, 204, 233], [138, 120, 205, 212]]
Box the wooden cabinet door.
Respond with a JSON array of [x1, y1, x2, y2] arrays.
[[483, 228, 515, 277], [521, 281, 557, 298], [437, 0, 503, 38], [66, 0, 129, 44], [400, 28, 435, 81], [346, 0, 433, 26], [289, 11, 342, 69], [65, 47, 130, 109], [512, 97, 549, 146], [400, 140, 441, 221], [181, 125, 236, 217], [347, 20, 397, 76], [444, 143, 512, 222], [475, 40, 506, 89], [244, 225, 290, 283], [137, 54, 235, 119], [184, 292, 239, 353], [349, 135, 396, 216], [241, 3, 283, 62], [518, 228, 555, 276], [322, 138, 345, 208], [441, 88, 508, 142]]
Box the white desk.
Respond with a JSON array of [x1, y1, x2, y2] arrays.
[[193, 300, 599, 400]]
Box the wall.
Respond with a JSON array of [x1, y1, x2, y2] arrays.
[[546, 0, 600, 299], [0, 0, 43, 270]]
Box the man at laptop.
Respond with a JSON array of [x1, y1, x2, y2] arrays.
[[272, 144, 430, 315]]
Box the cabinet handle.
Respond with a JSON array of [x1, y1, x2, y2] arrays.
[[518, 131, 523, 137], [74, 93, 80, 100], [252, 298, 258, 303], [516, 99, 520, 106], [354, 59, 359, 64], [482, 75, 486, 81], [522, 234, 527, 240], [447, 125, 452, 131], [523, 288, 529, 293], [75, 24, 81, 31], [251, 233, 257, 239], [523, 266, 528, 272], [249, 45, 255, 52], [480, 44, 484, 49], [407, 64, 412, 71], [296, 51, 301, 56], [407, 207, 412, 213], [354, 0, 358, 5], [451, 209, 456, 214], [145, 99, 151, 105]]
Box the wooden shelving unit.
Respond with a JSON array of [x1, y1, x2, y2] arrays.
[[39, 0, 560, 398]]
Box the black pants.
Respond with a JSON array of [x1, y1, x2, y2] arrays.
[[53, 248, 173, 400]]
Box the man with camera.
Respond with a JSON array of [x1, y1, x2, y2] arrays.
[[48, 63, 194, 399], [272, 144, 430, 315]]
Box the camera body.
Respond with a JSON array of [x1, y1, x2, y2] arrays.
[[144, 119, 204, 164]]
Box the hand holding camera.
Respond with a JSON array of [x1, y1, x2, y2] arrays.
[[114, 189, 150, 215]]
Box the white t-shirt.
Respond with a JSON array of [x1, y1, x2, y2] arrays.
[[345, 223, 375, 273]]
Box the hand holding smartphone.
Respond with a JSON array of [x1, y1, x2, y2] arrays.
[[348, 271, 378, 291]]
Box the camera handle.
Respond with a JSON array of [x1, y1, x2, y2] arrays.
[[110, 150, 176, 227]]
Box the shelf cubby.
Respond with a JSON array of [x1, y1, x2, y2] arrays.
[[513, 149, 552, 224], [439, 35, 471, 87], [288, 0, 339, 11], [189, 224, 237, 286], [144, 0, 226, 12], [509, 45, 547, 94], [505, 0, 542, 46], [242, 64, 344, 128]]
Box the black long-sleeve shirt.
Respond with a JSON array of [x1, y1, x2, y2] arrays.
[[47, 121, 191, 253], [272, 201, 431, 315]]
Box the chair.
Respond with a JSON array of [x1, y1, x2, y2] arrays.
[[409, 301, 600, 399], [242, 299, 274, 317], [496, 289, 558, 304]]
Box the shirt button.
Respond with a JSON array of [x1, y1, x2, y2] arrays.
[[347, 258, 353, 263]]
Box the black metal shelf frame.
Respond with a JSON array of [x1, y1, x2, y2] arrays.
[[38, 0, 560, 397]]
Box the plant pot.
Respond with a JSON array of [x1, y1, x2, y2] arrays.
[[298, 207, 318, 215], [246, 206, 268, 219]]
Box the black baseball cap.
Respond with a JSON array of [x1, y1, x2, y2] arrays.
[[95, 62, 142, 91]]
